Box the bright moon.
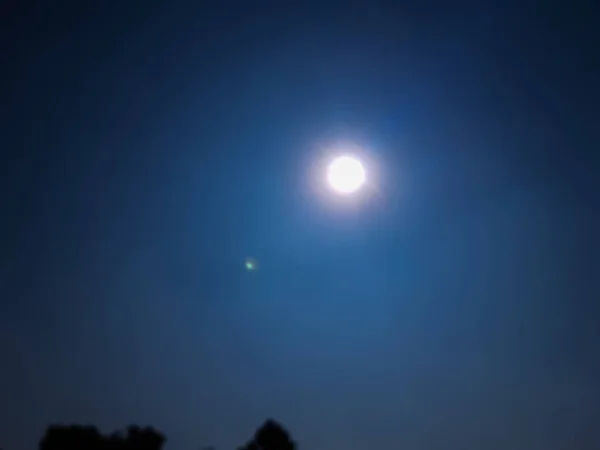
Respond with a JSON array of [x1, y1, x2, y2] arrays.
[[327, 155, 366, 194]]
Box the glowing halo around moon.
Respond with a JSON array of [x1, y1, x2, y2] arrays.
[[305, 141, 382, 208], [326, 155, 366, 194]]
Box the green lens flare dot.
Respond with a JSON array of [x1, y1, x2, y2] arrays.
[[245, 258, 258, 271]]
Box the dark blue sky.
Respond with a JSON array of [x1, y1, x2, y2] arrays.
[[1, 2, 599, 450]]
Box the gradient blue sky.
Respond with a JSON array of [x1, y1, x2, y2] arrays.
[[1, 2, 599, 450]]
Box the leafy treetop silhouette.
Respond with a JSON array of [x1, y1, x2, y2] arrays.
[[40, 425, 165, 450], [39, 418, 293, 450], [238, 419, 296, 450]]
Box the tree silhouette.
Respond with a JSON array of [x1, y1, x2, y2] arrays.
[[40, 418, 293, 450], [239, 419, 296, 450], [40, 425, 104, 450], [40, 425, 165, 450]]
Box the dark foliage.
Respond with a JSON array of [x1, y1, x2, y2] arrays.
[[39, 418, 294, 450], [238, 419, 296, 450], [40, 425, 165, 450]]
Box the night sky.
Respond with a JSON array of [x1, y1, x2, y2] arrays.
[[1, 2, 599, 450]]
